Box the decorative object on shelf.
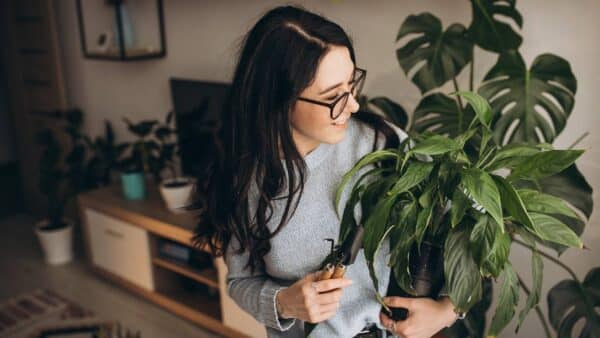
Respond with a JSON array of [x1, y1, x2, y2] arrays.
[[331, 92, 590, 338], [75, 0, 166, 61]]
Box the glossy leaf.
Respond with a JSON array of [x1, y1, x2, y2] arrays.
[[517, 189, 580, 221], [410, 135, 462, 156], [453, 91, 492, 127], [450, 189, 470, 228], [445, 227, 482, 312], [468, 0, 523, 53], [363, 196, 396, 289], [547, 267, 600, 338], [411, 93, 475, 136], [488, 263, 519, 337], [462, 168, 504, 229], [388, 162, 434, 196], [335, 149, 399, 214], [529, 213, 583, 249], [484, 143, 543, 171], [396, 13, 473, 94], [478, 51, 577, 144], [517, 251, 543, 331], [493, 175, 534, 230], [508, 149, 584, 181]]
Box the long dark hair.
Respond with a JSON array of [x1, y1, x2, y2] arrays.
[[192, 5, 399, 273]]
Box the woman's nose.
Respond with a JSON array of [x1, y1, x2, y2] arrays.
[[347, 93, 360, 114]]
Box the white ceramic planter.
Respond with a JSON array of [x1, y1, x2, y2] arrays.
[[35, 219, 74, 265], [159, 177, 196, 213]]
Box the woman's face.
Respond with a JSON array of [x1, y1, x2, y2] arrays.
[[290, 45, 360, 157]]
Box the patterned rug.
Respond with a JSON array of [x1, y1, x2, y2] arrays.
[[0, 289, 110, 338]]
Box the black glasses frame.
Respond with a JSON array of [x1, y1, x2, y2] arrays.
[[297, 67, 367, 120]]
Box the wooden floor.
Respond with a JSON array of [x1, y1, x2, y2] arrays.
[[0, 213, 222, 338]]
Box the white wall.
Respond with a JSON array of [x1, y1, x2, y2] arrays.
[[54, 1, 599, 337]]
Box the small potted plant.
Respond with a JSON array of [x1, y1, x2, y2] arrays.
[[155, 111, 196, 213], [34, 109, 88, 265], [334, 92, 587, 337], [83, 119, 128, 189], [119, 118, 159, 200]]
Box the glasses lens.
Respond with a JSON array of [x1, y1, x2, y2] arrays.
[[332, 94, 349, 119], [351, 70, 365, 97]]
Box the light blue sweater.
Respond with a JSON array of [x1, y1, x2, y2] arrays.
[[224, 117, 407, 337]]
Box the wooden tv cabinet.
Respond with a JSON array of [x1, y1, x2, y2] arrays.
[[77, 184, 267, 338]]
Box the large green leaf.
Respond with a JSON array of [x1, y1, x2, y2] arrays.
[[443, 279, 493, 338], [517, 189, 580, 221], [478, 51, 577, 144], [387, 161, 434, 196], [488, 263, 519, 337], [363, 196, 396, 289], [529, 213, 583, 249], [484, 225, 510, 278], [484, 143, 543, 171], [515, 164, 593, 220], [469, 214, 495, 269], [411, 94, 475, 137], [335, 149, 399, 213], [468, 0, 523, 53], [396, 13, 473, 94], [451, 188, 470, 228], [444, 227, 483, 312], [493, 175, 534, 229], [508, 149, 584, 181], [453, 91, 492, 127], [410, 135, 462, 156], [517, 251, 543, 331], [462, 168, 504, 229], [547, 267, 600, 338]]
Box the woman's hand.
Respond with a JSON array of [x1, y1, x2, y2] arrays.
[[379, 296, 457, 338], [276, 271, 353, 323]]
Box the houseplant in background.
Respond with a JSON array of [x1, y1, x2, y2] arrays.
[[348, 0, 596, 336], [83, 119, 128, 189], [119, 118, 160, 200], [154, 111, 196, 213], [35, 109, 88, 265]]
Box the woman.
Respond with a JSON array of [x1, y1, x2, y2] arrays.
[[194, 5, 459, 338]]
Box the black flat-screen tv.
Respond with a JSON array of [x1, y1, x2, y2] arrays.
[[169, 78, 230, 180]]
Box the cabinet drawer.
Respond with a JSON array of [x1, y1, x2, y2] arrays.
[[84, 209, 154, 291]]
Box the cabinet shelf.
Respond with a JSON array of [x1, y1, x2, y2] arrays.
[[152, 257, 219, 289]]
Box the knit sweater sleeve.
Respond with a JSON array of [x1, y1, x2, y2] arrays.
[[224, 236, 296, 331]]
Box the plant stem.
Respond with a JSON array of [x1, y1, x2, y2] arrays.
[[516, 273, 552, 338], [513, 238, 581, 283], [453, 78, 465, 132], [568, 131, 589, 149], [469, 52, 474, 92]]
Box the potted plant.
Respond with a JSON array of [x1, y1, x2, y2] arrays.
[[334, 92, 587, 337], [154, 111, 196, 213], [83, 119, 128, 188], [119, 118, 160, 200], [34, 109, 88, 265]]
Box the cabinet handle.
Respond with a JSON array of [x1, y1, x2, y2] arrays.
[[104, 229, 124, 239]]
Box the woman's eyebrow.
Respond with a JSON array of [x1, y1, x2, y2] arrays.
[[318, 69, 356, 95]]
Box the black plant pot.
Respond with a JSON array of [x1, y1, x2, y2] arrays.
[[384, 240, 445, 321]]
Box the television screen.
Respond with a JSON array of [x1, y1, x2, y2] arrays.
[[169, 78, 230, 180]]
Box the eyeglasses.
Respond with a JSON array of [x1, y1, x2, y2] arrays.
[[297, 67, 366, 120]]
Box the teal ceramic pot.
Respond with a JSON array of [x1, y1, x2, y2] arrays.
[[120, 172, 146, 200]]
